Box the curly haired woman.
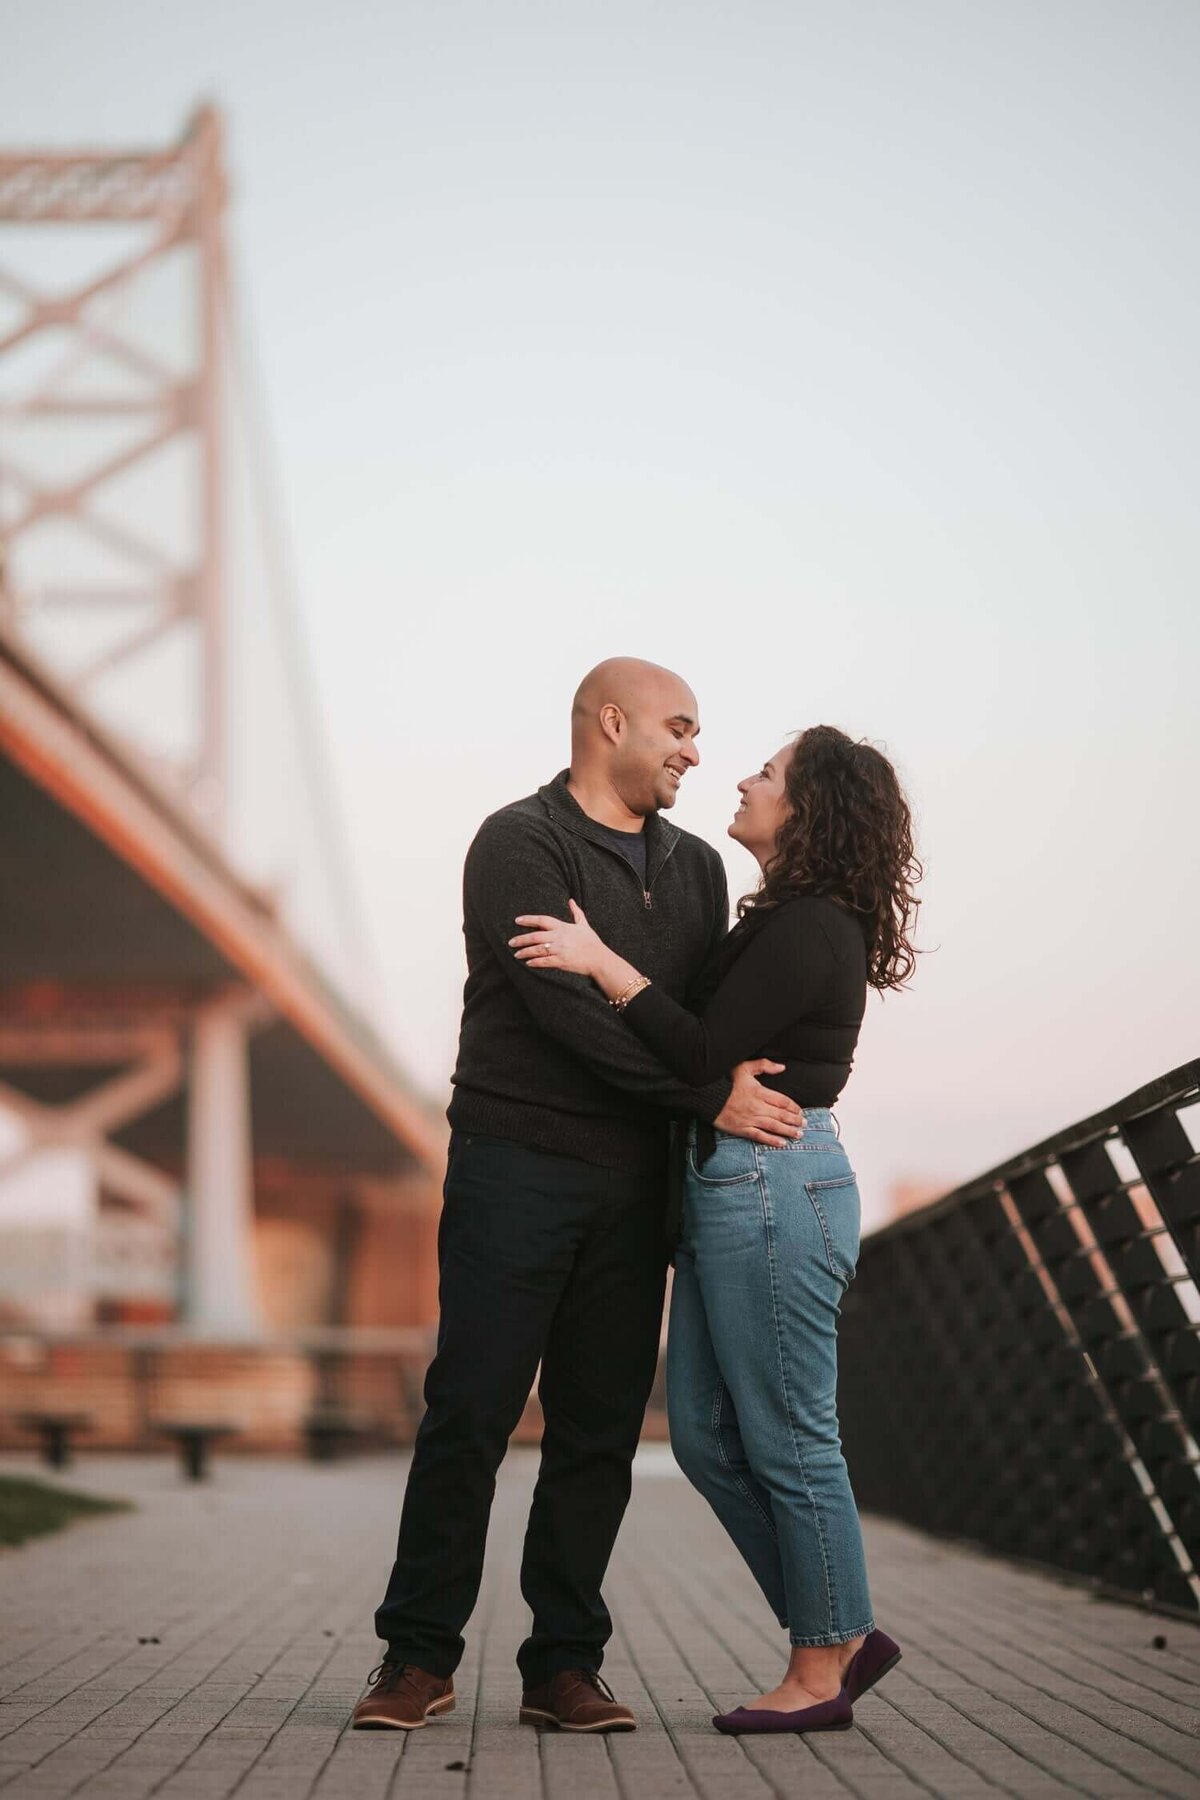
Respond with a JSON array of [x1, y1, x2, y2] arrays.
[[510, 724, 922, 1737]]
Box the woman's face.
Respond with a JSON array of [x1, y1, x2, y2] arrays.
[[729, 743, 794, 861]]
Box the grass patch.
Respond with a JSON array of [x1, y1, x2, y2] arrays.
[[0, 1475, 132, 1547]]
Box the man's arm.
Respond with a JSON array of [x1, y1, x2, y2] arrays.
[[504, 836, 805, 1146], [701, 848, 732, 978], [467, 817, 732, 1119]]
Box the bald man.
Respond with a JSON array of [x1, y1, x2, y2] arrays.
[[354, 659, 802, 1735]]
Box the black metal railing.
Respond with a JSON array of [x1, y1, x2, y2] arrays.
[[839, 1060, 1200, 1617]]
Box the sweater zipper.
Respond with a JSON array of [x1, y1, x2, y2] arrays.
[[553, 815, 679, 910], [643, 835, 680, 909]]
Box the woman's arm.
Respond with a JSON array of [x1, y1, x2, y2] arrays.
[[511, 899, 839, 1087], [510, 900, 653, 1002], [622, 905, 839, 1084]]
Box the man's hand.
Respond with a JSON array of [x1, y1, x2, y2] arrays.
[[715, 1060, 805, 1147]]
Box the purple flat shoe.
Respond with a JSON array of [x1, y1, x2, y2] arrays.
[[712, 1689, 852, 1735], [843, 1629, 902, 1703]]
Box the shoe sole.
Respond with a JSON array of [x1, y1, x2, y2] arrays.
[[519, 1705, 636, 1733], [852, 1650, 901, 1703], [352, 1694, 456, 1730], [714, 1718, 853, 1736]]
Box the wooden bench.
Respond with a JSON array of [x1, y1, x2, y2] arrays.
[[17, 1411, 93, 1469], [302, 1410, 374, 1462], [151, 1421, 237, 1481]]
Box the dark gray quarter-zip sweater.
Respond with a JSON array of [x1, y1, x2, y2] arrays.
[[447, 771, 734, 1170]]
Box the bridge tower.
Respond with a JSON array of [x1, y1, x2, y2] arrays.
[[0, 110, 440, 1343], [0, 107, 255, 1330], [0, 103, 231, 820]]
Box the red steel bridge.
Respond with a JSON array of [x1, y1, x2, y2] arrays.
[[0, 108, 445, 1337]]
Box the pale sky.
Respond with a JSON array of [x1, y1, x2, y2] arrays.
[[4, 0, 1199, 1225]]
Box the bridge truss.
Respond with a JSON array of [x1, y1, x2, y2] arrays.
[[0, 109, 442, 1338]]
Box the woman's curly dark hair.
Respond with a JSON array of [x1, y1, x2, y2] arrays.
[[738, 725, 922, 992]]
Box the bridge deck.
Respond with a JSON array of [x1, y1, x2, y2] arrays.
[[1, 1450, 1197, 1799]]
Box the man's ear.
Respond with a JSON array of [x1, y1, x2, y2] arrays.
[[598, 702, 625, 746]]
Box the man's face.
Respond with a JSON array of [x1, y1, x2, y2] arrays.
[[613, 679, 701, 815]]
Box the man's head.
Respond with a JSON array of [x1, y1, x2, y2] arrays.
[[570, 657, 700, 816]]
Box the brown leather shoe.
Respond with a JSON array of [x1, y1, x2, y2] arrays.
[[519, 1669, 636, 1733], [351, 1657, 455, 1730]]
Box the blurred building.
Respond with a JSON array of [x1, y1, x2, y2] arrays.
[[885, 1176, 951, 1223]]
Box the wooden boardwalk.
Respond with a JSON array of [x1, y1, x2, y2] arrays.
[[1, 1448, 1197, 1799]]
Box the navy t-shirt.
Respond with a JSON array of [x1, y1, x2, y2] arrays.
[[590, 821, 648, 886]]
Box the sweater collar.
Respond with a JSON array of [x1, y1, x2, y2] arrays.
[[538, 769, 680, 882]]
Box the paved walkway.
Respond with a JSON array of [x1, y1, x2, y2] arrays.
[[1, 1449, 1198, 1799]]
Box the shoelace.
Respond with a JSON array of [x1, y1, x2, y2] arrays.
[[366, 1659, 412, 1692], [575, 1670, 617, 1703]]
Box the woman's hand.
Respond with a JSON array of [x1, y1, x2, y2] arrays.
[[510, 899, 605, 977]]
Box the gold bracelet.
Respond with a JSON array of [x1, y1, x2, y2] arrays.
[[611, 975, 651, 1012]]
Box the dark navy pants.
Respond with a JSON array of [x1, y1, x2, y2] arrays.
[[374, 1131, 669, 1685]]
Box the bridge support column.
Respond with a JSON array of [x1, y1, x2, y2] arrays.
[[184, 1000, 259, 1334]]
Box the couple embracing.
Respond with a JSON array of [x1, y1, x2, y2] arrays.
[[353, 657, 920, 1738]]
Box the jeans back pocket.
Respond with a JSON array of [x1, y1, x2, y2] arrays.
[[805, 1173, 861, 1282]]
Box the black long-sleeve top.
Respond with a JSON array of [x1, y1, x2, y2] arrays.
[[623, 894, 868, 1106]]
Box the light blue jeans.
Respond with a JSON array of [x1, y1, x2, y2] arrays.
[[667, 1113, 874, 1646]]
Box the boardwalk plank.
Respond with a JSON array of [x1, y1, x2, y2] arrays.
[[0, 1450, 1197, 1800]]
